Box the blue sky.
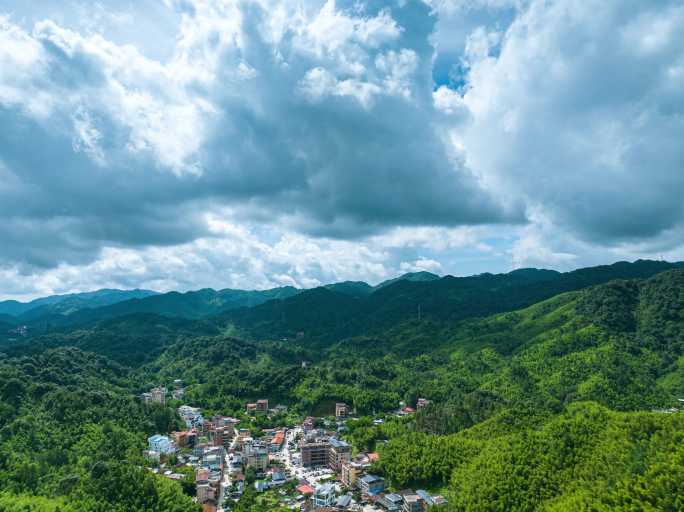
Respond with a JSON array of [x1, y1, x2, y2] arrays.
[[0, 0, 683, 300]]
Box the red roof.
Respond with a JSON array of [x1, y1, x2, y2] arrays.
[[297, 484, 314, 495]]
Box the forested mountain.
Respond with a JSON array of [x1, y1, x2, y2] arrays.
[[0, 289, 158, 318], [219, 259, 684, 342], [0, 261, 683, 510]]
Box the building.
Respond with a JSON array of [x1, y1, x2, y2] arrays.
[[270, 430, 285, 452], [300, 439, 330, 467], [402, 495, 424, 512], [379, 493, 404, 511], [150, 387, 166, 404], [143, 450, 160, 463], [196, 483, 215, 504], [340, 461, 362, 488], [256, 399, 269, 413], [359, 474, 385, 496], [335, 402, 349, 418], [244, 442, 269, 473], [312, 483, 336, 508], [178, 405, 204, 429], [328, 437, 351, 471], [148, 435, 175, 454], [273, 404, 288, 415], [246, 403, 257, 414], [336, 494, 352, 510], [172, 388, 185, 400], [303, 416, 316, 432], [209, 425, 234, 449], [416, 398, 430, 409], [172, 430, 198, 448]]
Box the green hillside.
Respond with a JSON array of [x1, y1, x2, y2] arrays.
[[0, 263, 683, 510]]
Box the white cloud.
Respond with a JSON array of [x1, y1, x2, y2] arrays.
[[1, 0, 684, 300]]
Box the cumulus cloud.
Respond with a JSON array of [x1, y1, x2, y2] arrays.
[[0, 0, 684, 299], [460, 0, 684, 246]]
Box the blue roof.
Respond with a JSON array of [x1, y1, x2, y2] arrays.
[[416, 490, 433, 504], [336, 495, 352, 507], [360, 474, 383, 484], [329, 437, 349, 448]]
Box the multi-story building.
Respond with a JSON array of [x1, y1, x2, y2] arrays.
[[209, 425, 234, 449], [269, 430, 285, 452], [335, 402, 349, 418], [178, 405, 204, 429], [379, 493, 404, 512], [303, 416, 315, 432], [416, 398, 430, 409], [150, 387, 166, 404], [359, 474, 385, 496], [196, 483, 215, 504], [328, 437, 351, 471], [148, 435, 175, 454], [172, 430, 198, 448], [312, 483, 336, 508], [402, 495, 424, 512], [243, 442, 269, 473], [300, 439, 329, 468], [256, 399, 269, 413], [340, 460, 364, 488]]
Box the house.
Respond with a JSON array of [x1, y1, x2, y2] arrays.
[[335, 402, 349, 418], [313, 483, 336, 508], [379, 493, 403, 511], [273, 404, 288, 415], [256, 399, 269, 413], [340, 460, 363, 488], [244, 441, 269, 472], [148, 435, 175, 454], [196, 483, 215, 504], [336, 494, 353, 510], [303, 416, 316, 432], [431, 495, 448, 506], [297, 484, 315, 496], [150, 387, 166, 404], [416, 490, 433, 507], [178, 405, 204, 429], [143, 450, 160, 463], [416, 398, 430, 409], [270, 430, 285, 452], [359, 474, 385, 496], [402, 494, 424, 512]]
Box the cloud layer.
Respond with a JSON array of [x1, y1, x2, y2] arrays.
[[0, 0, 683, 299]]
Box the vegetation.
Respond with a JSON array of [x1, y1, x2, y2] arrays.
[[0, 262, 682, 509]]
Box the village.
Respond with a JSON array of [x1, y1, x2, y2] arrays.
[[140, 383, 446, 512]]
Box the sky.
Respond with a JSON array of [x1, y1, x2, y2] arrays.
[[0, 0, 683, 300]]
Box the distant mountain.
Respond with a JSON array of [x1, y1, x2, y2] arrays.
[[324, 281, 374, 298], [0, 288, 159, 318], [375, 270, 440, 289], [219, 260, 684, 342], [12, 286, 303, 330]]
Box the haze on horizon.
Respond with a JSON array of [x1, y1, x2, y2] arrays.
[[0, 0, 683, 301]]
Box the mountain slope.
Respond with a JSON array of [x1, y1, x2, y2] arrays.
[[0, 288, 159, 318], [219, 259, 684, 343]]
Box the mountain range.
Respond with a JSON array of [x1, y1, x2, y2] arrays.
[[2, 261, 683, 340], [1, 259, 683, 510]]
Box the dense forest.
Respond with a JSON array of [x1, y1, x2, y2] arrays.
[[0, 261, 683, 510]]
